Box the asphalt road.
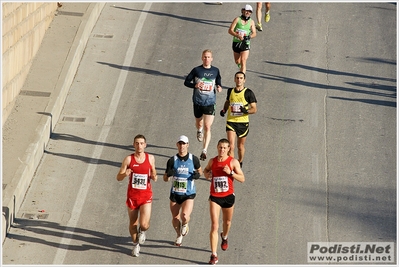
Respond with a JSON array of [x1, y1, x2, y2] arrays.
[[2, 2, 396, 265]]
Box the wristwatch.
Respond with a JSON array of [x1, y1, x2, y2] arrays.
[[230, 170, 235, 176]]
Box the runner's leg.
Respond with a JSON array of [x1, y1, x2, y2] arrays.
[[195, 116, 203, 132], [233, 51, 241, 66], [181, 198, 194, 225], [237, 136, 247, 163], [209, 200, 221, 254], [170, 200, 182, 235], [256, 2, 262, 25], [227, 130, 236, 158], [203, 114, 215, 152], [138, 202, 152, 231], [221, 206, 234, 238], [240, 50, 250, 73], [127, 207, 139, 243]]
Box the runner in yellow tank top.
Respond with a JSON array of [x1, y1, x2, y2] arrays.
[[226, 87, 250, 124], [219, 72, 257, 168]]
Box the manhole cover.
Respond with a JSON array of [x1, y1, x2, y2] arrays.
[[22, 213, 49, 220], [62, 117, 86, 122], [57, 11, 84, 17], [20, 91, 51, 97], [92, 34, 114, 39]]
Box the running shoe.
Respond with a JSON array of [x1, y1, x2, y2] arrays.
[[240, 162, 243, 168], [209, 254, 218, 265], [132, 244, 140, 257], [256, 23, 263, 31], [265, 13, 270, 22], [175, 235, 183, 246], [138, 229, 146, 244], [197, 130, 203, 142], [237, 63, 241, 69], [181, 223, 189, 236], [220, 233, 228, 251], [200, 150, 207, 161]]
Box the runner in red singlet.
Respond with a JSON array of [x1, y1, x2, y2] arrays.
[[203, 138, 245, 265], [117, 134, 157, 257]]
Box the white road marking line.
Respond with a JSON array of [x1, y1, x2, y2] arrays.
[[53, 3, 152, 264]]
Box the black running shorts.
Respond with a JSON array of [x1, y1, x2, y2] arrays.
[[170, 193, 196, 205], [193, 103, 216, 118], [226, 121, 249, 138], [232, 41, 250, 53], [209, 193, 235, 208]]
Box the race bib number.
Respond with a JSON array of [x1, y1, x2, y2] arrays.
[[230, 102, 244, 116], [131, 173, 148, 190], [201, 81, 213, 92], [236, 29, 246, 38], [172, 177, 187, 193], [213, 176, 229, 193]]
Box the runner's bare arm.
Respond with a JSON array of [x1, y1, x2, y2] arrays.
[[250, 20, 257, 39], [203, 160, 213, 180], [197, 166, 203, 176], [149, 154, 157, 181], [247, 102, 257, 114], [117, 156, 131, 181], [231, 158, 245, 183], [225, 99, 231, 112], [228, 17, 240, 39]]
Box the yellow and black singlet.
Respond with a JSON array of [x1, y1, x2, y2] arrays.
[[227, 87, 250, 123]]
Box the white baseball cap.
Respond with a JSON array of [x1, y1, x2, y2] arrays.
[[243, 4, 253, 12], [178, 135, 189, 143]]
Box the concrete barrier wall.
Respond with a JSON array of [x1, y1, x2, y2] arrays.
[[2, 2, 58, 126], [2, 2, 106, 244]]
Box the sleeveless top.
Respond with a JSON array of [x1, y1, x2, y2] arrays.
[[127, 153, 153, 200], [227, 87, 250, 123], [233, 17, 252, 43], [210, 156, 234, 197], [170, 153, 196, 196]]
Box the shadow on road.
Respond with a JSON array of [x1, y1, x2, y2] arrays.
[[249, 59, 396, 108], [97, 61, 184, 81], [8, 218, 209, 264], [111, 4, 231, 28]]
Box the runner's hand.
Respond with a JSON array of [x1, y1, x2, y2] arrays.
[[220, 110, 226, 117], [193, 171, 200, 180], [167, 169, 174, 177], [240, 106, 248, 114]]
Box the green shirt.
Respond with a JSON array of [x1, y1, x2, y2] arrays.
[[233, 17, 252, 43]]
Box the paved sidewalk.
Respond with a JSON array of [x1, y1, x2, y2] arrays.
[[2, 2, 105, 243]]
